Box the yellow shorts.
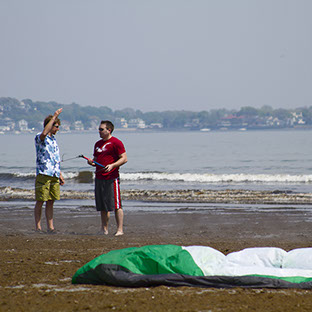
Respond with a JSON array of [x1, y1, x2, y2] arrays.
[[35, 174, 60, 201]]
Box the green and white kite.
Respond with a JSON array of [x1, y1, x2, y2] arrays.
[[72, 245, 312, 288]]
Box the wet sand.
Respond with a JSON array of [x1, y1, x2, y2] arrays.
[[1, 198, 312, 311]]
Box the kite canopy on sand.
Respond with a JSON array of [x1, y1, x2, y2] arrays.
[[72, 245, 312, 289]]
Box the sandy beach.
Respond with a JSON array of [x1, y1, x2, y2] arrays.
[[1, 193, 312, 311]]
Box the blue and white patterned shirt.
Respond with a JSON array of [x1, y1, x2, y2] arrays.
[[35, 133, 61, 177]]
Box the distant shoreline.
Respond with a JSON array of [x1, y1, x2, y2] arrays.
[[2, 126, 312, 135]]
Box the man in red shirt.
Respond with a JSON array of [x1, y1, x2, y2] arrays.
[[87, 120, 127, 236]]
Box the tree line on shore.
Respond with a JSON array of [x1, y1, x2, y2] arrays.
[[1, 97, 312, 131]]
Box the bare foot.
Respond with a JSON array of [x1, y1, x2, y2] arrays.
[[115, 231, 124, 236], [97, 230, 108, 235], [47, 228, 57, 234]]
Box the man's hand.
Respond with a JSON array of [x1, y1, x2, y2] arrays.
[[54, 108, 63, 117], [87, 158, 96, 166], [59, 173, 65, 186], [105, 164, 114, 172]]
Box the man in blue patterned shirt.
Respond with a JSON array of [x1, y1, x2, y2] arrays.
[[34, 108, 65, 233]]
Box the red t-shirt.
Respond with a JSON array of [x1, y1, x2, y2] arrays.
[[93, 136, 126, 180]]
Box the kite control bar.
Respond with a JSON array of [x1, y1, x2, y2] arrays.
[[79, 154, 106, 168]]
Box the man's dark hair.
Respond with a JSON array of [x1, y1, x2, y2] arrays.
[[101, 120, 114, 133], [44, 115, 61, 127]]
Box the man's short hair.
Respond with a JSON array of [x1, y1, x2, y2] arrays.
[[101, 120, 114, 133], [44, 115, 61, 127]]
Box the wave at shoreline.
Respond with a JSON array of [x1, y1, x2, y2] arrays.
[[2, 171, 312, 184], [122, 173, 312, 184], [1, 186, 312, 205]]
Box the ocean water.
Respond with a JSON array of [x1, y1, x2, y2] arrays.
[[1, 129, 312, 215], [1, 129, 312, 193]]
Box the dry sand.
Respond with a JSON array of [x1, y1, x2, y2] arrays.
[[1, 198, 312, 311]]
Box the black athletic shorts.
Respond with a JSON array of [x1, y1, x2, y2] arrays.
[[95, 178, 122, 212]]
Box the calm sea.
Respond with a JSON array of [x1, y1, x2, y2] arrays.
[[1, 129, 312, 193]]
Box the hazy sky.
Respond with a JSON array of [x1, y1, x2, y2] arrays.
[[1, 1, 312, 112]]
